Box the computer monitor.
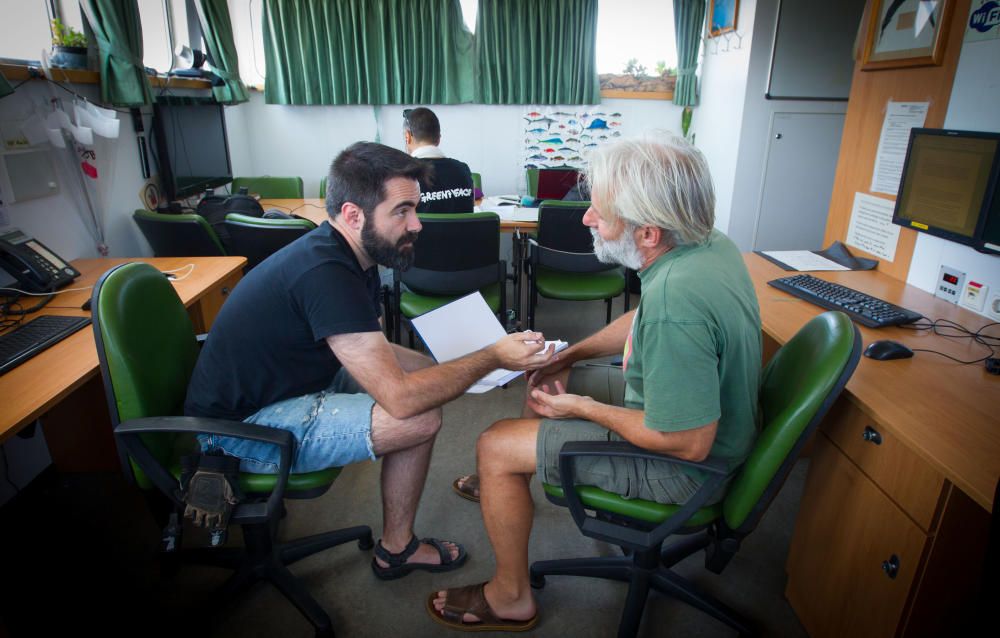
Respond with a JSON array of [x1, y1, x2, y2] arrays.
[[892, 128, 1000, 255], [152, 98, 233, 202], [536, 168, 581, 201]]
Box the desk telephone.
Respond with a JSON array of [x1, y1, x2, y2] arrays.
[[0, 228, 80, 293]]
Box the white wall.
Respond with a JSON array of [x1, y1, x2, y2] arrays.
[[692, 0, 756, 236], [223, 94, 687, 199], [906, 31, 1000, 315]]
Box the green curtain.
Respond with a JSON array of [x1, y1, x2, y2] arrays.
[[262, 0, 474, 105], [80, 0, 152, 107], [195, 0, 249, 104], [672, 0, 705, 107], [0, 70, 13, 99], [476, 0, 600, 105]]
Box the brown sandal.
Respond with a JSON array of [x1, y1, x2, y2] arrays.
[[426, 582, 538, 632], [452, 474, 480, 503]]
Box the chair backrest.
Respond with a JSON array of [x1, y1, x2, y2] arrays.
[[133, 209, 227, 257], [91, 262, 201, 487], [722, 311, 861, 533], [231, 176, 304, 198], [471, 172, 482, 190], [401, 212, 502, 295], [319, 176, 328, 198], [534, 201, 616, 274], [224, 213, 316, 270], [526, 168, 539, 198]]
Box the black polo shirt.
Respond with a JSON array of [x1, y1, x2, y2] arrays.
[[185, 222, 382, 421], [417, 157, 475, 213]]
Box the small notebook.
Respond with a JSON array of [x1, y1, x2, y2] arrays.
[[410, 292, 567, 393]]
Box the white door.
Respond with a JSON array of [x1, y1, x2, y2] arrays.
[[753, 112, 845, 250]]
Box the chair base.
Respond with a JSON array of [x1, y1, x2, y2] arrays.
[[176, 521, 373, 637], [530, 539, 755, 638]]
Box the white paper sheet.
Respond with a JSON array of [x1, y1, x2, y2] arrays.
[[760, 251, 849, 271], [410, 292, 566, 393], [846, 193, 900, 261], [871, 101, 929, 195]]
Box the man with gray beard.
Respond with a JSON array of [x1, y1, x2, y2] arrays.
[[431, 134, 762, 631]]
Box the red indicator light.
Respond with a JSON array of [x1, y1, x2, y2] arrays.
[[943, 274, 959, 285]]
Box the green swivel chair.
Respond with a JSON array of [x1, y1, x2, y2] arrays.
[[91, 262, 372, 637], [393, 212, 506, 346], [133, 209, 227, 257], [527, 201, 627, 330], [224, 213, 316, 271], [471, 172, 482, 192], [231, 176, 304, 198], [526, 168, 539, 199], [319, 176, 328, 198], [530, 311, 862, 637]]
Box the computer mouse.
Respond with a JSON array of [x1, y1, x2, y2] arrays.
[[863, 340, 914, 361]]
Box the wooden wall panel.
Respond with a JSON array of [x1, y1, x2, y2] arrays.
[[823, 0, 971, 281]]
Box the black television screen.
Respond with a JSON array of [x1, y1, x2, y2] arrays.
[[892, 128, 1000, 255], [152, 98, 232, 201]]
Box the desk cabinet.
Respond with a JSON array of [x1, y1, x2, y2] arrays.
[[785, 399, 988, 637]]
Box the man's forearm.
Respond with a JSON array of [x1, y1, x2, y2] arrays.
[[382, 347, 502, 418], [562, 310, 635, 364], [570, 398, 712, 461]]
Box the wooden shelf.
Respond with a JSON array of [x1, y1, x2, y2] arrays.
[[1, 62, 212, 91]]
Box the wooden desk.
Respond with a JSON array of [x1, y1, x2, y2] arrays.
[[261, 198, 541, 232], [746, 254, 997, 637], [0, 256, 245, 467]]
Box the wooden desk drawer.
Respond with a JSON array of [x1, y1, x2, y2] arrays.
[[821, 399, 944, 531], [786, 436, 928, 638], [188, 270, 242, 333]]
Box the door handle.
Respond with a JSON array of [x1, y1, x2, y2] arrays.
[[881, 554, 900, 579], [862, 426, 882, 445]]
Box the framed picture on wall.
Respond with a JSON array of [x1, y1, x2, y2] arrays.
[[708, 0, 739, 37], [862, 0, 954, 70]]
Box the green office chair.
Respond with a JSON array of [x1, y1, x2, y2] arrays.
[[133, 209, 227, 257], [527, 200, 627, 329], [530, 311, 862, 637], [231, 176, 304, 198], [471, 172, 482, 191], [319, 176, 328, 199], [526, 168, 539, 199], [91, 262, 372, 637], [224, 213, 316, 271], [393, 212, 506, 347]]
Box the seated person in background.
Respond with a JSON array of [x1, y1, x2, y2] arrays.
[[430, 134, 762, 630], [185, 141, 556, 581], [404, 107, 475, 213]]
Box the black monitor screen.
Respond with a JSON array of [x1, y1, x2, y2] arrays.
[[152, 99, 232, 201], [892, 128, 1000, 252]]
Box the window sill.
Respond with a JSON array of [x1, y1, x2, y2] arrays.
[[600, 89, 674, 100], [1, 63, 213, 91]]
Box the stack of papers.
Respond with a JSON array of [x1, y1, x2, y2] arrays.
[[410, 293, 567, 393]]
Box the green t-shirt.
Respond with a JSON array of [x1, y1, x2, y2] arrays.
[[622, 229, 761, 476]]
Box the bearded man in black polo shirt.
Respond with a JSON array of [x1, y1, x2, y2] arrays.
[[404, 107, 476, 213], [185, 142, 555, 579]]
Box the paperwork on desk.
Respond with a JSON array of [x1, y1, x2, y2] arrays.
[[476, 195, 540, 223], [756, 241, 878, 272], [410, 292, 567, 394]]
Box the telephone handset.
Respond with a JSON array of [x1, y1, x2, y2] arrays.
[[0, 229, 80, 293]]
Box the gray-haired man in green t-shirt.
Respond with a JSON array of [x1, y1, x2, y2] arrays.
[[429, 134, 762, 631]]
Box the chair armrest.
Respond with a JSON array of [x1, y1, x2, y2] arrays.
[[115, 416, 293, 525], [556, 440, 730, 551]]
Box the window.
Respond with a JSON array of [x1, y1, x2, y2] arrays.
[[138, 1, 173, 73], [459, 0, 477, 32], [0, 1, 53, 63], [595, 0, 677, 91]]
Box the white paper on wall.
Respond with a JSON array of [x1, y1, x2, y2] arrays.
[[846, 192, 901, 261]]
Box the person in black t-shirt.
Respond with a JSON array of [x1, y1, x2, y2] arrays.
[[404, 107, 475, 213], [185, 142, 556, 580]]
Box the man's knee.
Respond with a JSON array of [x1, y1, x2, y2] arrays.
[[476, 418, 524, 471], [411, 405, 443, 440]]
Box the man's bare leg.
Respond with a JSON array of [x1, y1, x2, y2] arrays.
[[453, 366, 574, 500], [433, 418, 541, 622], [372, 344, 459, 566]]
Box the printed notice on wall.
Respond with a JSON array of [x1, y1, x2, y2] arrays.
[[871, 101, 929, 195], [846, 193, 900, 261]]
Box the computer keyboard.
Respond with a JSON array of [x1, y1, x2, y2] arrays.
[[767, 274, 923, 328], [0, 315, 91, 375]]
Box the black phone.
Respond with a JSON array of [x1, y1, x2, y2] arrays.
[[0, 229, 80, 293]]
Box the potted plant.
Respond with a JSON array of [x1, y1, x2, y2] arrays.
[[50, 19, 88, 69]]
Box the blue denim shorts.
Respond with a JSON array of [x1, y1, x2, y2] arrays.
[[198, 367, 376, 474]]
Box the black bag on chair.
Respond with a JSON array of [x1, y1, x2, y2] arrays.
[[197, 191, 231, 250], [225, 187, 265, 218]]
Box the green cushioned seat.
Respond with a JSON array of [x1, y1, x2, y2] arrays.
[[531, 311, 862, 637], [91, 262, 372, 634], [231, 176, 304, 198], [535, 266, 625, 301], [392, 213, 506, 346]]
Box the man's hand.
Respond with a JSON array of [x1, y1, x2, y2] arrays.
[[528, 379, 591, 419], [491, 331, 556, 371], [526, 354, 573, 389]]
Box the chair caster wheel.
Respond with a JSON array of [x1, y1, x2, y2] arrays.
[[529, 572, 546, 589], [358, 533, 374, 551]]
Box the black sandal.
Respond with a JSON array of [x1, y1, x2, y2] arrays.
[[371, 535, 468, 580]]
